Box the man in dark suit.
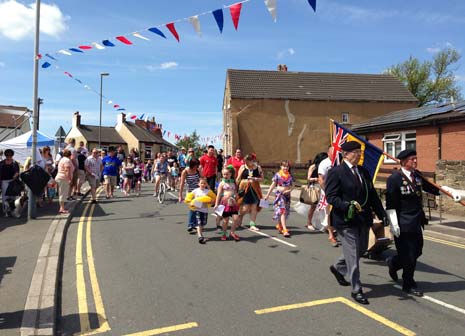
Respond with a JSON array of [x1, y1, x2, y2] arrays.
[[386, 149, 439, 297], [325, 141, 387, 304]]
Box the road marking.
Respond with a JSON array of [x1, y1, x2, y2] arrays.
[[76, 202, 92, 332], [424, 236, 465, 249], [85, 203, 111, 334], [393, 285, 465, 315], [122, 322, 199, 336], [255, 297, 416, 335], [211, 214, 297, 248], [168, 192, 177, 198]]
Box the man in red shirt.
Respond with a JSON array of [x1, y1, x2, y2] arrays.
[[227, 148, 244, 178], [199, 145, 218, 192]]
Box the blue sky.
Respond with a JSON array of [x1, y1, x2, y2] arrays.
[[0, 0, 464, 147]]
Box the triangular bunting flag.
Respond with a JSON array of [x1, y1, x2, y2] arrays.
[[307, 0, 316, 12], [133, 32, 150, 41], [130, 114, 137, 120], [114, 104, 120, 108], [139, 113, 145, 119], [166, 23, 180, 42], [264, 0, 277, 22], [58, 49, 72, 56], [102, 40, 115, 47], [64, 71, 73, 78], [116, 36, 133, 45], [144, 115, 149, 122], [188, 15, 202, 36], [45, 54, 57, 60], [92, 42, 105, 50], [117, 108, 126, 111], [42, 62, 51, 68], [148, 27, 166, 39], [75, 79, 82, 84], [69, 48, 84, 53], [229, 3, 242, 30], [107, 100, 113, 104], [212, 9, 224, 33], [79, 45, 92, 50]]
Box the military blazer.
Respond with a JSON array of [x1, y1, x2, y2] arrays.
[[386, 169, 439, 233], [325, 161, 385, 229]]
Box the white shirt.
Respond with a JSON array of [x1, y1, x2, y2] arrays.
[[318, 157, 332, 178], [401, 167, 415, 183]]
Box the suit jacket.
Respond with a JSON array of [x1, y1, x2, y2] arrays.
[[386, 169, 439, 233], [325, 161, 385, 229]]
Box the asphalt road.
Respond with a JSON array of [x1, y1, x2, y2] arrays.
[[58, 183, 465, 336]]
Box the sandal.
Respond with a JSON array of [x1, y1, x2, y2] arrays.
[[282, 229, 290, 237], [59, 210, 69, 214], [230, 232, 240, 241], [329, 237, 339, 247], [275, 224, 283, 233], [306, 224, 316, 231], [249, 225, 260, 231], [221, 233, 228, 241]]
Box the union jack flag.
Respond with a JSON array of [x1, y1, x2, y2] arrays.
[[330, 122, 348, 166], [317, 194, 328, 210], [329, 120, 384, 182]]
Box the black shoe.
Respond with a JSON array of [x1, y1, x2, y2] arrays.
[[329, 265, 350, 286], [198, 236, 207, 244], [351, 291, 369, 305], [91, 199, 97, 204], [386, 257, 398, 282], [402, 287, 424, 297]]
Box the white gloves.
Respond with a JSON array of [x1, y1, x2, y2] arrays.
[[442, 186, 464, 202], [386, 209, 400, 238]]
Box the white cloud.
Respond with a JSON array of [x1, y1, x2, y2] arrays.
[[146, 62, 179, 72], [426, 47, 441, 54], [277, 48, 296, 59], [427, 42, 458, 54], [0, 0, 69, 40]]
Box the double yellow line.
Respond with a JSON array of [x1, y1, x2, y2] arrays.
[[75, 190, 111, 335], [424, 235, 465, 249]]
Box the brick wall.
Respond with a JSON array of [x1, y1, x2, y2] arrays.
[[436, 160, 465, 216]]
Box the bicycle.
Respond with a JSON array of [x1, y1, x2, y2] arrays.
[[156, 174, 168, 204]]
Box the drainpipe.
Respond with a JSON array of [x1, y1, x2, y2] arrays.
[[437, 125, 442, 160]]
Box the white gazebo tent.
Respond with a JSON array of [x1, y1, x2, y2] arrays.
[[0, 130, 55, 166]]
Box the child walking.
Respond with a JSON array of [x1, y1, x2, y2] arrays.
[[184, 177, 216, 244], [215, 168, 241, 241], [264, 161, 294, 237]]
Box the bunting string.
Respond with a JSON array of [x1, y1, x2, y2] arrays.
[[40, 0, 316, 66]]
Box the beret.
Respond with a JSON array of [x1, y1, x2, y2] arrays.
[[396, 149, 417, 160], [341, 141, 361, 152]]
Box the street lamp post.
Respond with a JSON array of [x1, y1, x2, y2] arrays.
[[99, 72, 109, 149]]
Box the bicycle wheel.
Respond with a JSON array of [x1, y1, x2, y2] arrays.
[[158, 183, 166, 203]]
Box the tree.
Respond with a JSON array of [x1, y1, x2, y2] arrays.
[[386, 48, 463, 106], [175, 130, 205, 157]]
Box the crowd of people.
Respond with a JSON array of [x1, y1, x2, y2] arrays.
[[1, 139, 441, 305]]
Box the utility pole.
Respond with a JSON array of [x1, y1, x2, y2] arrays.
[[28, 0, 41, 220]]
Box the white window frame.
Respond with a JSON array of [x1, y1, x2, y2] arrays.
[[341, 112, 350, 124], [383, 130, 416, 163]]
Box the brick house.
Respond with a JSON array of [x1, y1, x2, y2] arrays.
[[0, 105, 31, 141], [222, 68, 418, 163], [351, 101, 465, 172]]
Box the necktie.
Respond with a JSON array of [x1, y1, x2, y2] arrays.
[[352, 166, 362, 187]]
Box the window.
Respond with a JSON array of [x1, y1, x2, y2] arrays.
[[383, 131, 416, 162], [341, 112, 350, 124], [145, 145, 153, 160]]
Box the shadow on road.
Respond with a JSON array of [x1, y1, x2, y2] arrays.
[[0, 256, 16, 285]]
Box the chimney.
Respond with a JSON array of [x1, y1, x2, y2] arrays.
[[117, 112, 126, 125], [72, 111, 81, 128], [135, 119, 146, 129], [277, 64, 288, 72]]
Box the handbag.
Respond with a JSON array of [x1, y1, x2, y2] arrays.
[[299, 183, 320, 205], [5, 178, 25, 196]]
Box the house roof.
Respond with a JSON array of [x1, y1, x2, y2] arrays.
[[77, 124, 126, 144], [0, 105, 30, 128], [226, 69, 418, 103], [352, 101, 465, 133], [124, 122, 176, 147]]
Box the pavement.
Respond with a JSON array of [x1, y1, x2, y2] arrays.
[[0, 184, 464, 335]]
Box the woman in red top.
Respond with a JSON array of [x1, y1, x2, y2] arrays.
[[227, 148, 244, 177]]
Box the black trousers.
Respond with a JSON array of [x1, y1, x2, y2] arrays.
[[392, 232, 423, 289], [206, 175, 216, 193]]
